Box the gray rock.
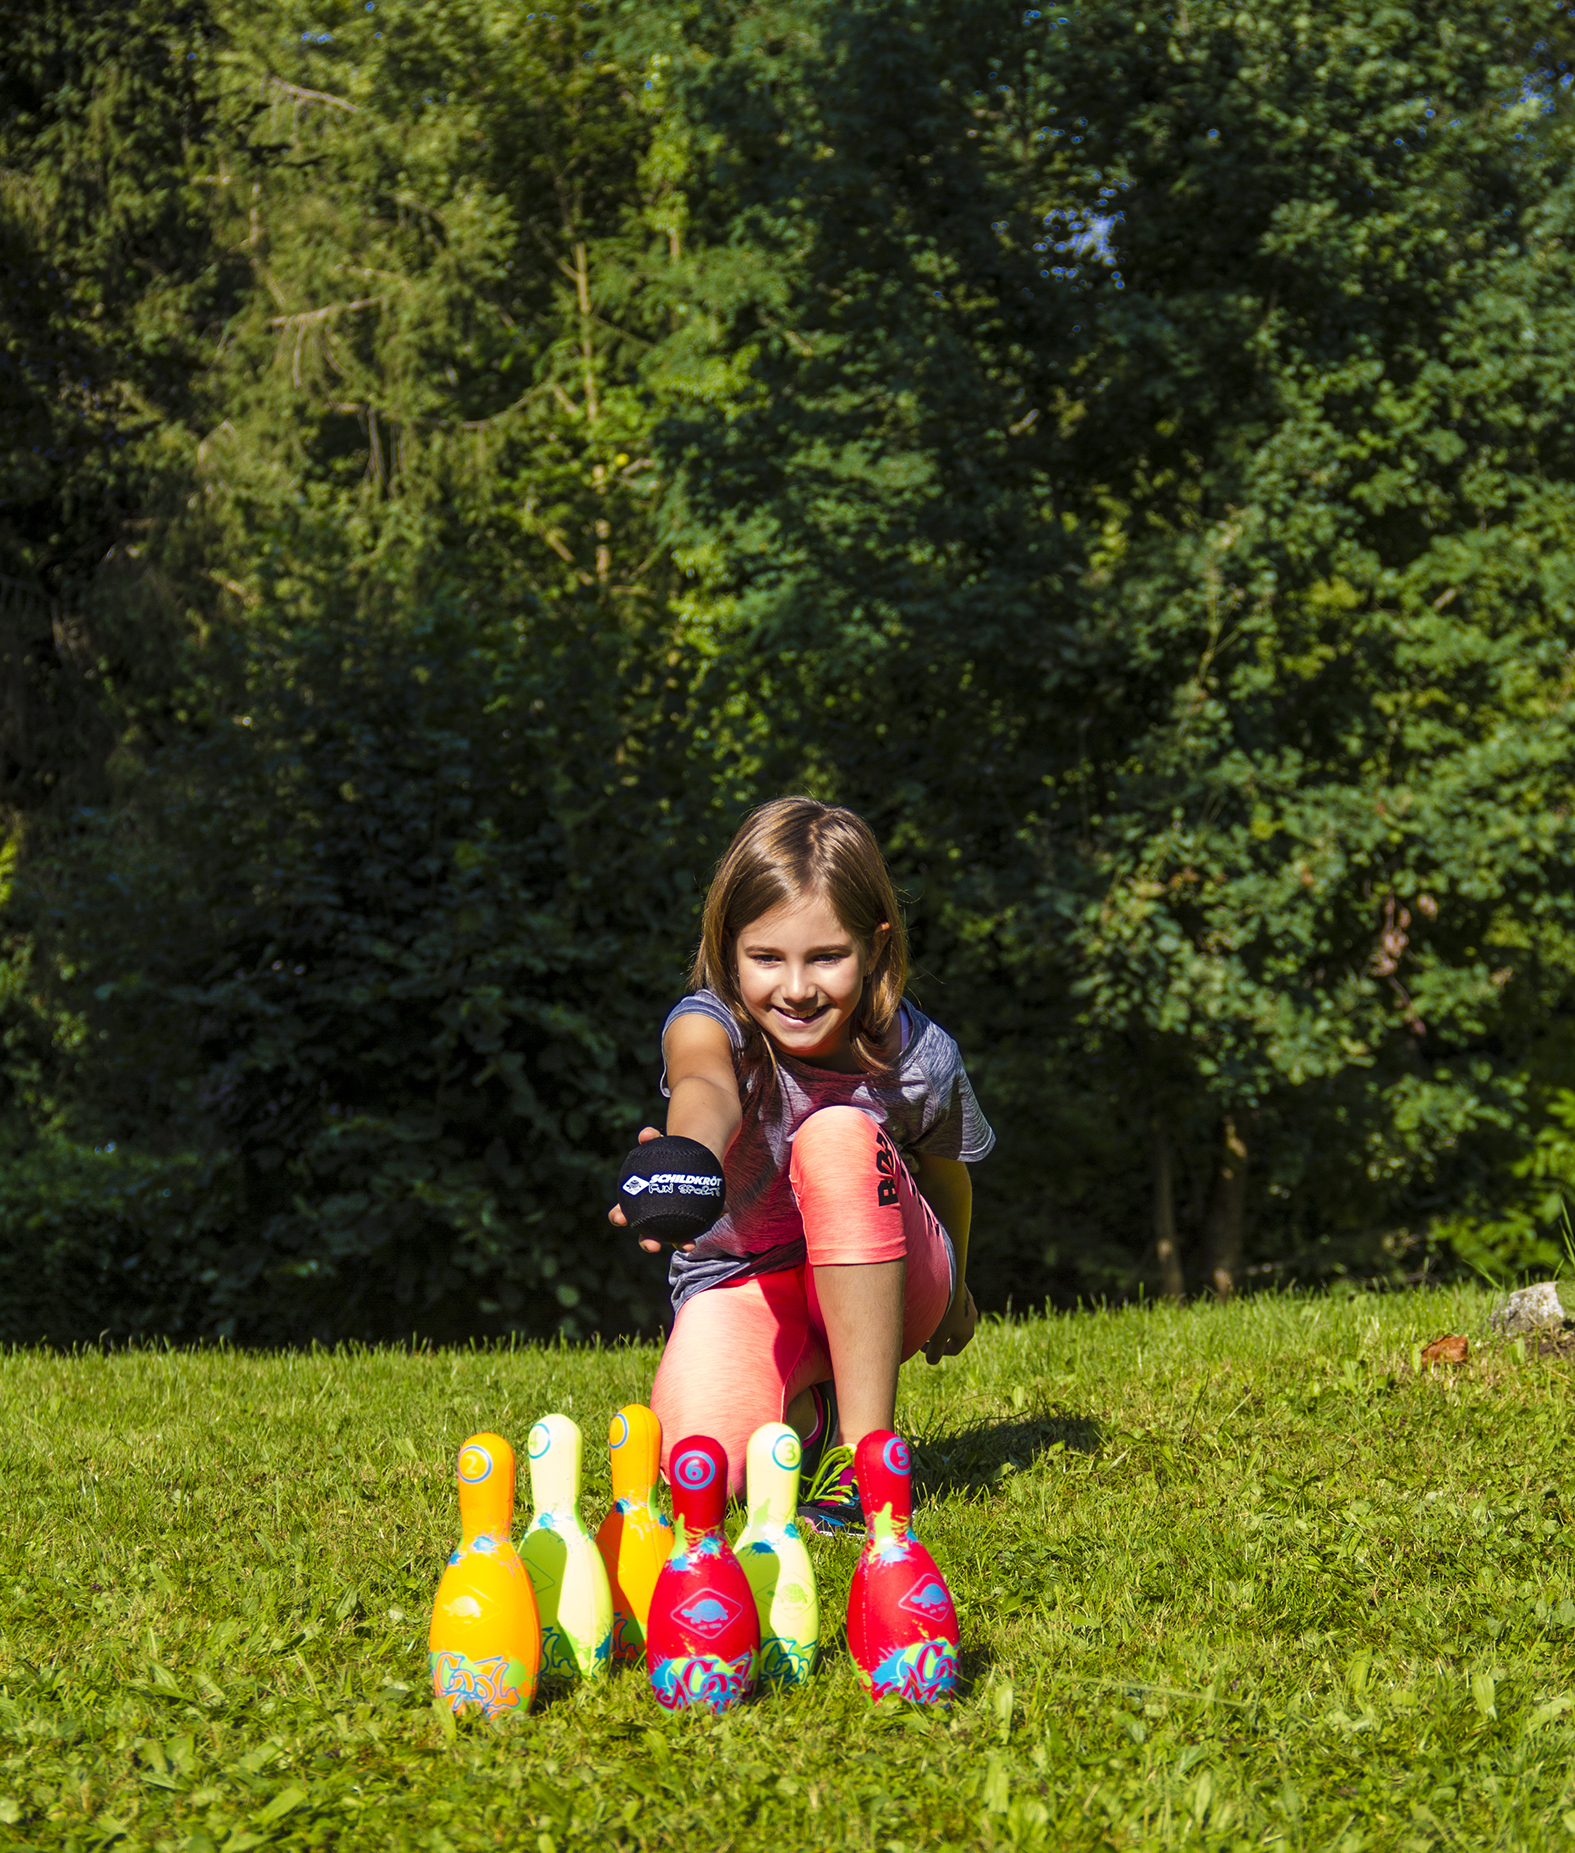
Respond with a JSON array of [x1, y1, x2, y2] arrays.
[[1488, 1281, 1569, 1337]]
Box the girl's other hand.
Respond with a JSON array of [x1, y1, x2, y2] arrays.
[[923, 1284, 978, 1364], [608, 1127, 696, 1254]]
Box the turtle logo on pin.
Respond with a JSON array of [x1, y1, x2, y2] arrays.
[[899, 1577, 954, 1623], [674, 1590, 745, 1640]]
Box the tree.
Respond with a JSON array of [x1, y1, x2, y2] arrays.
[[9, 0, 1575, 1341], [0, 0, 723, 1340], [638, 0, 1575, 1296], [0, 0, 235, 812]]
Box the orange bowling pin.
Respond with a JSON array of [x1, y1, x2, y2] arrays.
[[428, 1432, 542, 1717], [595, 1405, 674, 1659]]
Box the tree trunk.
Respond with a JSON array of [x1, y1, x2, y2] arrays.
[[1150, 1114, 1185, 1301], [572, 239, 599, 424], [1204, 1112, 1249, 1299]]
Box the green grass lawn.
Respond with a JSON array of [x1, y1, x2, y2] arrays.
[[3, 1286, 1575, 1850]]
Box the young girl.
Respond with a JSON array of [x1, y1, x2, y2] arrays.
[[608, 797, 993, 1530]]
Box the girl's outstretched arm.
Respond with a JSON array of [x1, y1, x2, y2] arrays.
[[911, 1154, 978, 1363], [660, 1013, 743, 1161], [607, 1013, 741, 1254]]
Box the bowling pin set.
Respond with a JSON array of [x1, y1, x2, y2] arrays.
[[428, 1405, 959, 1717]]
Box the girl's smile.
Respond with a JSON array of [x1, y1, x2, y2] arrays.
[[736, 890, 888, 1071]]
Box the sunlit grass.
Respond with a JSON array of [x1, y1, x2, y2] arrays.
[[3, 1286, 1574, 1848]]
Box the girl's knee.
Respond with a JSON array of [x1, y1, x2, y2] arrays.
[[792, 1109, 907, 1265], [790, 1104, 878, 1171], [791, 1107, 899, 1210]]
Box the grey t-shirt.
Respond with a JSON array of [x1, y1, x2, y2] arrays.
[[659, 989, 994, 1312]]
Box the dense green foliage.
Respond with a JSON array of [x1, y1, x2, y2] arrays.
[[641, 0, 1575, 1298], [5, 0, 1575, 1337], [5, 1294, 1575, 1847], [2, 0, 716, 1339]]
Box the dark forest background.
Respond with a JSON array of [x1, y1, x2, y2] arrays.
[[6, 0, 1575, 1342]]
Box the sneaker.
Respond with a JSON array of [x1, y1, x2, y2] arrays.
[[797, 1441, 864, 1535], [796, 1380, 838, 1488]]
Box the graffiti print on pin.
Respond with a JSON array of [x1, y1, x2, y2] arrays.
[[860, 1637, 958, 1704], [649, 1650, 756, 1713]]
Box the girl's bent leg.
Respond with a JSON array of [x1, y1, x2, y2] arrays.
[[808, 1257, 905, 1447], [650, 1268, 830, 1497], [789, 1107, 956, 1451]]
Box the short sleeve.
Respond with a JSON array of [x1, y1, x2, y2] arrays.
[[659, 990, 745, 1098], [910, 1064, 995, 1162]]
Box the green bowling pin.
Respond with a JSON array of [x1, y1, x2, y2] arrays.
[[521, 1414, 614, 1681], [733, 1422, 820, 1683]]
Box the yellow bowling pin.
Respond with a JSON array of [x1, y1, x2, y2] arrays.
[[521, 1414, 614, 1681], [733, 1422, 820, 1683], [428, 1432, 541, 1717], [595, 1404, 675, 1659]]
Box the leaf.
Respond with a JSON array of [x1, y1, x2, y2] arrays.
[[1471, 1672, 1498, 1721], [252, 1785, 309, 1825], [1525, 1693, 1573, 1732], [982, 1755, 1010, 1815], [992, 1679, 1015, 1740], [1420, 1335, 1469, 1368], [642, 1729, 669, 1765]]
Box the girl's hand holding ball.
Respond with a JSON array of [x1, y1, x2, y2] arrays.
[[607, 1126, 662, 1254], [609, 1127, 726, 1255]]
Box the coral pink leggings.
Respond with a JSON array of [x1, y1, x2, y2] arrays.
[[650, 1105, 955, 1495]]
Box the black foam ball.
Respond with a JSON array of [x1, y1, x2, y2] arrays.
[[617, 1135, 727, 1243]]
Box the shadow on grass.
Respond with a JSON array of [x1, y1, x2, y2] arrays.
[[952, 1640, 998, 1699], [911, 1413, 1103, 1498]]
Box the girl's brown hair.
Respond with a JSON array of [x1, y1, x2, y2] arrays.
[[691, 797, 908, 1075]]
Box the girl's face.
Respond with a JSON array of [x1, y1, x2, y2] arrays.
[[735, 887, 886, 1066]]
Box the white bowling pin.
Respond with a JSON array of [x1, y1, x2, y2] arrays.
[[520, 1413, 614, 1681], [733, 1422, 819, 1683]]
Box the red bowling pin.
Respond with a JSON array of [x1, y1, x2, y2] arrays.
[[846, 1430, 959, 1703], [646, 1435, 760, 1712]]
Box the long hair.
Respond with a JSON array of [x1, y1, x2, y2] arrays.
[[691, 797, 908, 1077]]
